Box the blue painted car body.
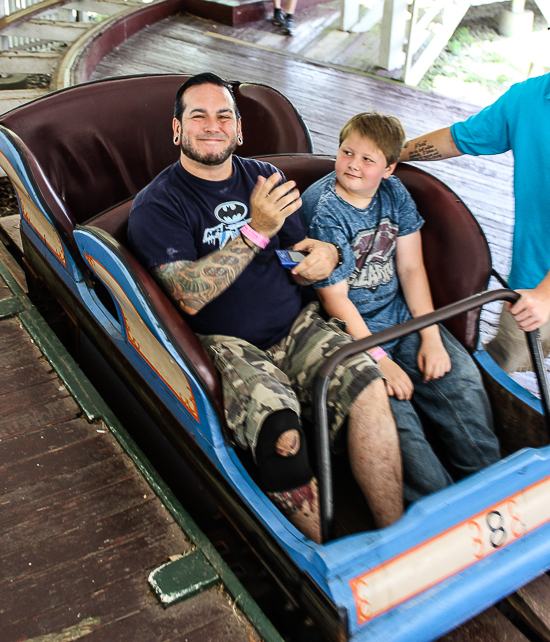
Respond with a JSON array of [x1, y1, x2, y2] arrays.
[[1, 84, 550, 641]]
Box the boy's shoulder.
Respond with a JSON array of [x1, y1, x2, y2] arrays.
[[302, 171, 336, 200], [379, 173, 406, 194], [300, 171, 337, 224]]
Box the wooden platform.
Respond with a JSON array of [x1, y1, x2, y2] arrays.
[[181, 0, 330, 26], [0, 253, 279, 641], [91, 13, 515, 341]]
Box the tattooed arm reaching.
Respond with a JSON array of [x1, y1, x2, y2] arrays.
[[399, 127, 462, 162], [152, 236, 260, 315]]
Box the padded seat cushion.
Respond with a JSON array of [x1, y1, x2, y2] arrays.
[[0, 75, 312, 230]]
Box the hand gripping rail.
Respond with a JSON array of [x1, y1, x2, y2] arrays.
[[313, 288, 550, 544]]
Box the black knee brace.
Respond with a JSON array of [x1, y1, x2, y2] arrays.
[[255, 409, 313, 493]]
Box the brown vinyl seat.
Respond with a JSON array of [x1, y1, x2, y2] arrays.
[[0, 74, 312, 258]]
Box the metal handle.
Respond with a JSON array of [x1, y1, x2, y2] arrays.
[[313, 288, 550, 543]]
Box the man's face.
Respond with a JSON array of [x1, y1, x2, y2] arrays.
[[174, 83, 241, 167]]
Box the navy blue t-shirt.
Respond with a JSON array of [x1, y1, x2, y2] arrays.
[[128, 156, 306, 349]]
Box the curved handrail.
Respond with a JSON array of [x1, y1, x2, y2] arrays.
[[313, 288, 550, 543]]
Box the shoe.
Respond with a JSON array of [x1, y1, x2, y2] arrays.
[[283, 14, 294, 35], [273, 8, 286, 27]]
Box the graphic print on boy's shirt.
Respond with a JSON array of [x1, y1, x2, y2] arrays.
[[349, 218, 398, 292]]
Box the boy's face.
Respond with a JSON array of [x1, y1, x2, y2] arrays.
[[335, 132, 396, 202]]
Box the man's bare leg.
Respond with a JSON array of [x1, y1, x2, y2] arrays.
[[348, 379, 403, 528], [266, 428, 322, 543], [268, 479, 321, 543]]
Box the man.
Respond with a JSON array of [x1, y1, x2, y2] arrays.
[[128, 73, 403, 542], [399, 73, 550, 374]]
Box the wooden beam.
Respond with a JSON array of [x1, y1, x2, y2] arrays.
[[404, 0, 470, 86], [0, 50, 59, 73], [4, 18, 89, 41], [345, 0, 384, 35], [379, 0, 407, 70], [533, 0, 550, 23], [61, 0, 142, 16], [506, 574, 550, 641]]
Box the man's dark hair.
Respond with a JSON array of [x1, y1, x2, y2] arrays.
[[173, 72, 241, 122]]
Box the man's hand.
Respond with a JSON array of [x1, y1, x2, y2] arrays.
[[507, 285, 550, 332], [417, 332, 451, 382], [291, 238, 339, 283], [378, 357, 414, 400], [249, 173, 301, 238]]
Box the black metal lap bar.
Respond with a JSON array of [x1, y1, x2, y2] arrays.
[[313, 288, 550, 544]]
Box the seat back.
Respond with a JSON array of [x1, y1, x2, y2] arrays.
[[0, 75, 312, 232], [394, 163, 491, 352], [258, 155, 491, 352]]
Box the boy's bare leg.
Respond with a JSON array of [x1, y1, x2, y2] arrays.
[[268, 479, 321, 544], [348, 378, 403, 528]]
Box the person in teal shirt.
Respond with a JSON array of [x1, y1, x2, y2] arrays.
[[399, 73, 550, 374]]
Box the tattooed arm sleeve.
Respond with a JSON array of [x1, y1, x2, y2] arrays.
[[399, 127, 462, 162], [151, 235, 260, 315]]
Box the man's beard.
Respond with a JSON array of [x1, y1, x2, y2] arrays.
[[180, 135, 238, 166]]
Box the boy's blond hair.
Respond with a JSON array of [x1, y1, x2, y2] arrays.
[[339, 111, 406, 166]]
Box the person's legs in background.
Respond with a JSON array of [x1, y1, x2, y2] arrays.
[[272, 0, 298, 35], [486, 304, 550, 374]]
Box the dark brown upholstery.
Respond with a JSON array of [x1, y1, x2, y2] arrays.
[[394, 163, 491, 352], [0, 74, 312, 232]]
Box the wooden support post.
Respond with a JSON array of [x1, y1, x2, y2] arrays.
[[341, 0, 384, 34], [533, 0, 550, 23], [340, 0, 360, 31], [379, 0, 407, 70], [511, 0, 526, 12]]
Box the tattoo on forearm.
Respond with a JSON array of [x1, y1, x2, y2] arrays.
[[152, 235, 260, 312], [406, 140, 443, 161], [270, 483, 316, 517]]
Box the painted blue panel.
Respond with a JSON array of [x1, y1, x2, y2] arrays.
[[474, 349, 543, 414]]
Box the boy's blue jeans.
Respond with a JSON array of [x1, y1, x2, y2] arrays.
[[386, 325, 500, 505]]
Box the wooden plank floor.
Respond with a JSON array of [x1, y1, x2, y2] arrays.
[[91, 13, 515, 342], [0, 266, 262, 641]]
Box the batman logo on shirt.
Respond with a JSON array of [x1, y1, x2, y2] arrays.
[[203, 201, 251, 249]]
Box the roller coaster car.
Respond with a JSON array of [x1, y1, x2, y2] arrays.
[[1, 74, 549, 642]]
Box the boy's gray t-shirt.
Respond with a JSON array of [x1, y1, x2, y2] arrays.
[[300, 172, 423, 340]]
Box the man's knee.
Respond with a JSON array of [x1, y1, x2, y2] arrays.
[[275, 429, 301, 456], [255, 410, 313, 493], [354, 377, 391, 411]]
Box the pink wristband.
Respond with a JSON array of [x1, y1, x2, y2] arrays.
[[241, 224, 269, 249], [369, 347, 387, 362]]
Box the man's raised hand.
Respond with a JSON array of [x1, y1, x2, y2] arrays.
[[249, 173, 302, 239]]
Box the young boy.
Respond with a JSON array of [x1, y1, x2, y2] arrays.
[[300, 112, 500, 504]]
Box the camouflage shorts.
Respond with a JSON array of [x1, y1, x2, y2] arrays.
[[199, 302, 381, 458]]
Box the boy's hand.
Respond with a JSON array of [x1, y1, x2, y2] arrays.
[[378, 357, 414, 400], [417, 332, 451, 382]]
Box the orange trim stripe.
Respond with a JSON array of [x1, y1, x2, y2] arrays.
[[84, 253, 199, 421], [350, 473, 550, 625]]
